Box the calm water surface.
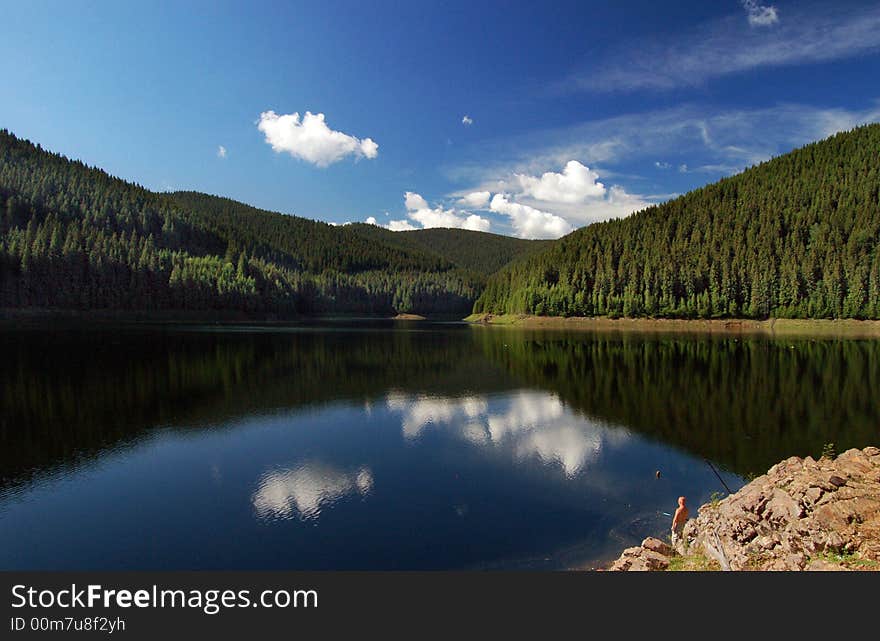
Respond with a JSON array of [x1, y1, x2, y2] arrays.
[[1, 320, 878, 569]]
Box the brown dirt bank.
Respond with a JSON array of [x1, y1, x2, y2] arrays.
[[605, 447, 880, 571], [466, 314, 880, 338]]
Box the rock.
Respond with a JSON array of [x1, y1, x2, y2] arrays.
[[785, 553, 807, 570], [828, 475, 847, 488], [608, 557, 632, 571], [641, 537, 673, 556], [803, 486, 824, 504], [604, 446, 880, 571], [639, 549, 671, 571], [765, 488, 801, 523], [607, 545, 670, 571], [806, 559, 848, 572], [824, 531, 845, 551], [739, 486, 768, 514]]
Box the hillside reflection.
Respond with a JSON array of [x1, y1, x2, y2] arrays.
[[2, 321, 879, 489]]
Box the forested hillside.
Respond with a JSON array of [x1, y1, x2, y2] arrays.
[[475, 124, 880, 319], [347, 223, 550, 275], [0, 130, 536, 316]]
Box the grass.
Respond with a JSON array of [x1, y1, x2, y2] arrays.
[[666, 551, 722, 571], [463, 313, 524, 325], [810, 551, 880, 570]]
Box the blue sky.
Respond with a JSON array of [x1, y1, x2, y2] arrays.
[[2, 0, 879, 238]]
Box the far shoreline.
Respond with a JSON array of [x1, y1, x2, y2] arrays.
[[464, 313, 880, 337], [0, 307, 440, 324]]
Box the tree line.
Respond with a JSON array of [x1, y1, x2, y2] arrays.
[[0, 130, 537, 316], [475, 124, 880, 320]]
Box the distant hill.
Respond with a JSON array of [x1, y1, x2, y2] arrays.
[[475, 124, 880, 320], [346, 223, 550, 275], [0, 130, 540, 317]]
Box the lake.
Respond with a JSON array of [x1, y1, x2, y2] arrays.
[[1, 320, 878, 570]]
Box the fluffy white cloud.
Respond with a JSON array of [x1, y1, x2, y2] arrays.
[[470, 161, 652, 232], [257, 110, 378, 167], [489, 194, 572, 239], [515, 160, 606, 203], [462, 115, 474, 126], [742, 0, 778, 27], [396, 192, 491, 232], [217, 145, 227, 159], [387, 219, 417, 231], [364, 214, 417, 231], [458, 191, 491, 208], [404, 191, 429, 211]]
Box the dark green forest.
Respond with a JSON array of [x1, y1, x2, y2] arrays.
[[475, 124, 880, 319], [346, 223, 551, 275], [0, 130, 539, 317]]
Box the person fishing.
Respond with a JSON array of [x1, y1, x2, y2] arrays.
[[671, 496, 689, 549]]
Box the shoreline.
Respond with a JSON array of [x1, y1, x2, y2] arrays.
[[0, 308, 438, 324], [464, 313, 880, 337]]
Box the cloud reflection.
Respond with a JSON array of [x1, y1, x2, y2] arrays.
[[386, 391, 629, 477], [386, 392, 488, 440], [252, 462, 373, 521]]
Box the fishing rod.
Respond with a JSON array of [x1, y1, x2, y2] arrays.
[[704, 458, 734, 495]]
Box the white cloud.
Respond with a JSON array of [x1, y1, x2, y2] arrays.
[[742, 1, 779, 27], [387, 219, 417, 231], [489, 194, 572, 239], [217, 145, 227, 159], [477, 161, 653, 232], [257, 110, 378, 167], [458, 191, 491, 208], [515, 160, 606, 203], [364, 213, 416, 231], [396, 191, 491, 232], [462, 115, 474, 126], [654, 161, 670, 169], [404, 191, 428, 211], [569, 5, 880, 92]]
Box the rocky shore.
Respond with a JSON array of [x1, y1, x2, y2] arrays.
[[607, 447, 880, 571]]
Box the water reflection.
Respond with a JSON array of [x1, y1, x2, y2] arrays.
[[386, 391, 631, 477], [1, 321, 878, 570], [253, 462, 374, 521], [3, 322, 878, 485], [387, 393, 488, 441]]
